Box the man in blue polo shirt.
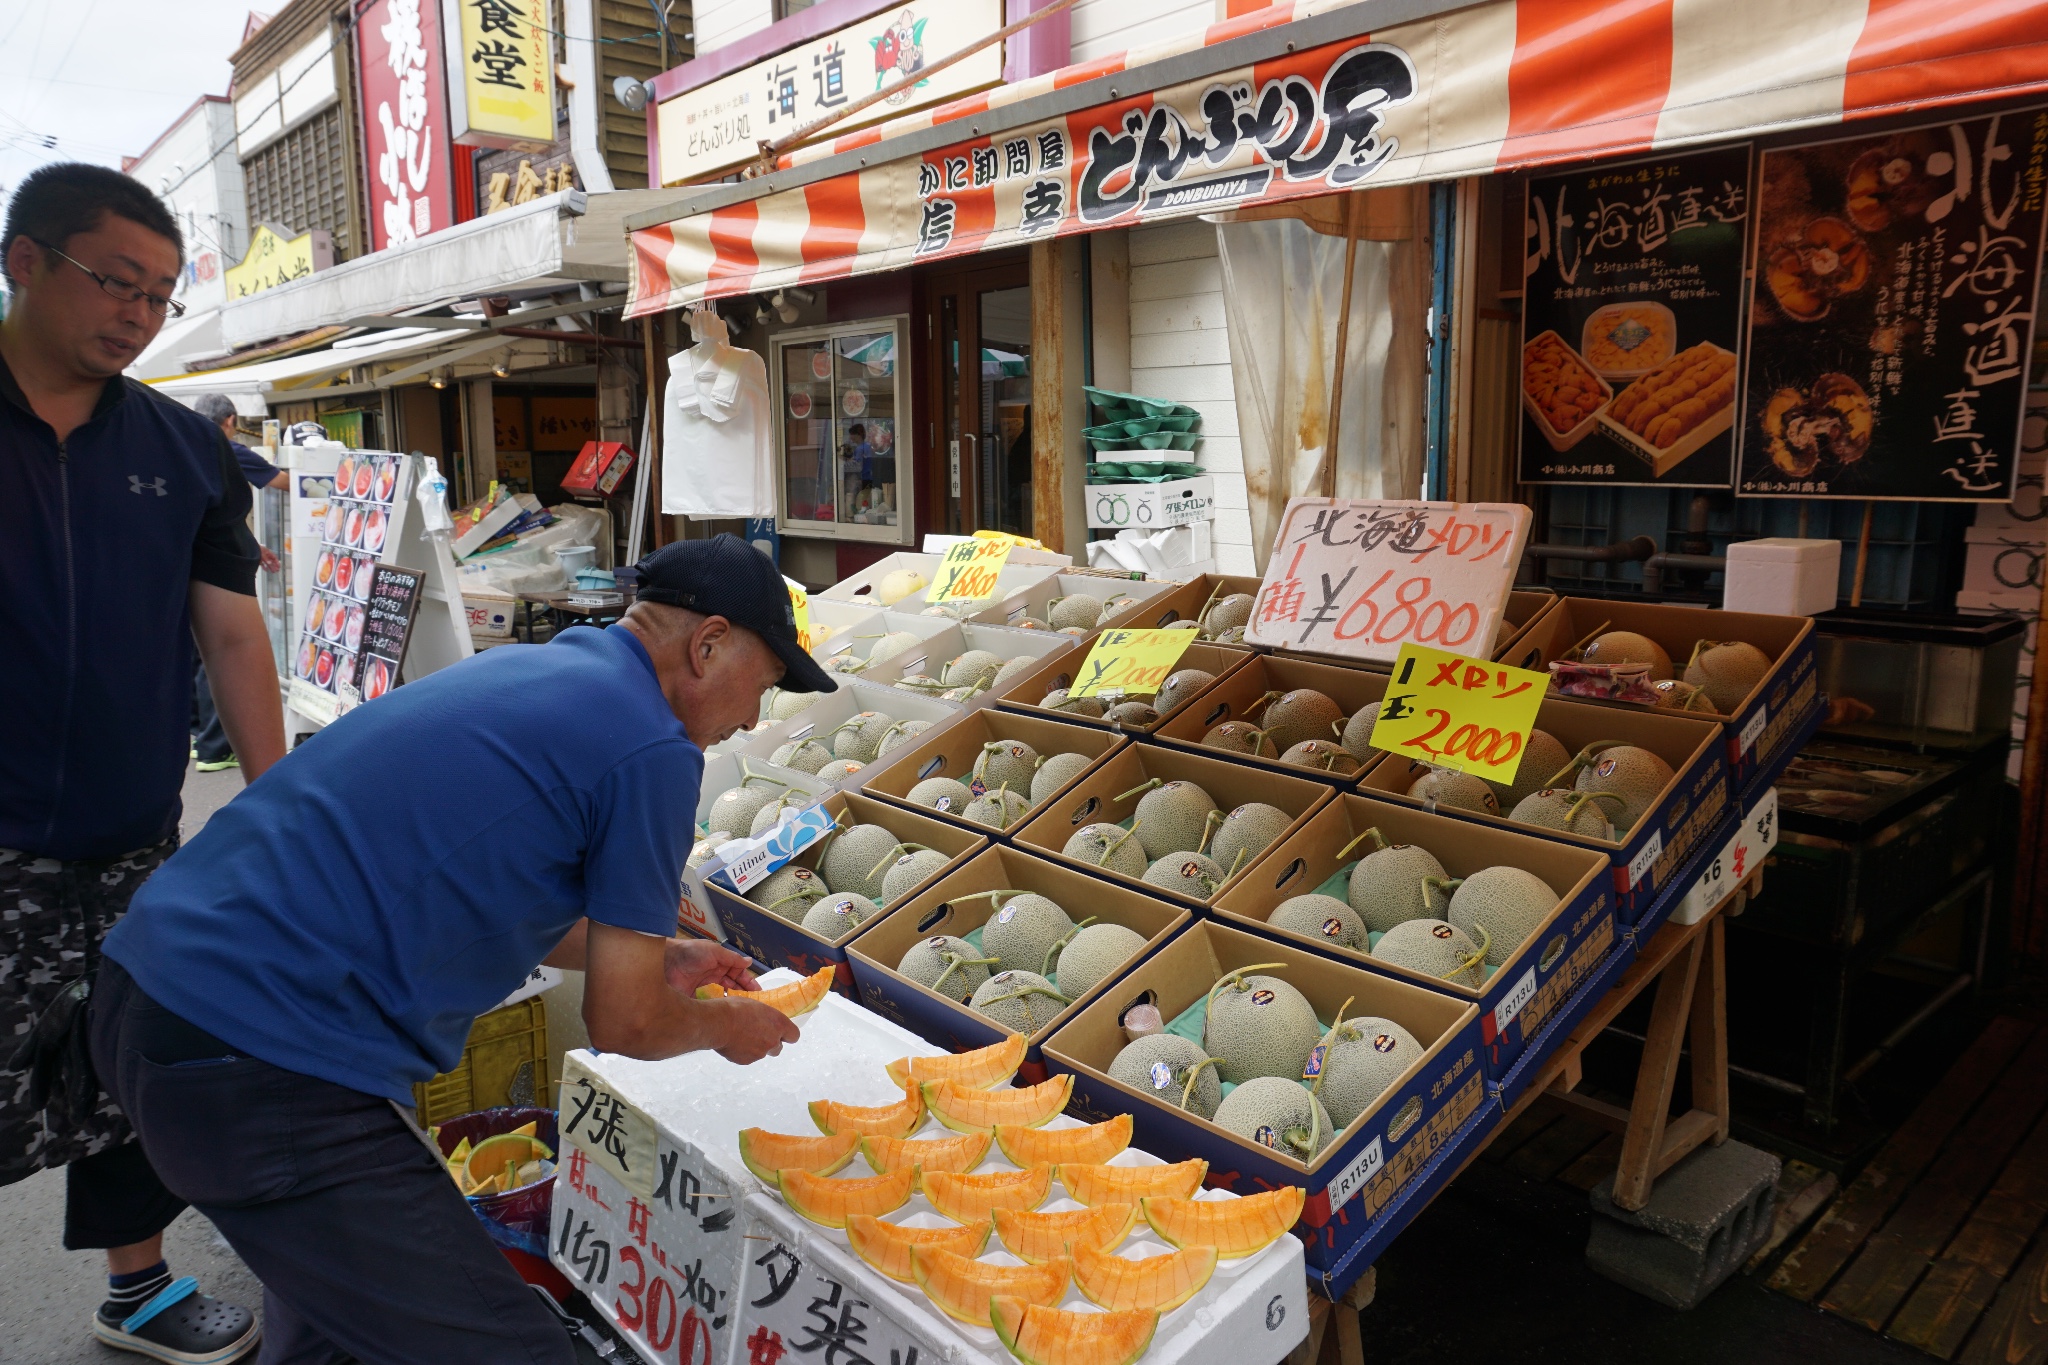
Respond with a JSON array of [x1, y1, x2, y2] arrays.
[[97, 534, 831, 1363]]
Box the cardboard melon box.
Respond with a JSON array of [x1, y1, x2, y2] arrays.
[[845, 845, 1192, 1083], [1114, 573, 1265, 640], [1010, 743, 1334, 909], [1042, 919, 1485, 1273], [679, 753, 834, 943], [1511, 596, 1819, 800], [991, 635, 1255, 736], [1357, 696, 1729, 924], [705, 792, 987, 996], [1151, 653, 1393, 787], [1209, 792, 1618, 1086], [860, 707, 1126, 838]]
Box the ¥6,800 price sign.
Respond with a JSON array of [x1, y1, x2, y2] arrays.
[[1068, 628, 1199, 699], [926, 538, 1013, 604], [1369, 643, 1551, 784]]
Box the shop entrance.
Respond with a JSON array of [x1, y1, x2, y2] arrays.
[[920, 256, 1032, 540]]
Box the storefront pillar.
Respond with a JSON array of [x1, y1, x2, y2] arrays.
[[1029, 237, 1087, 554]]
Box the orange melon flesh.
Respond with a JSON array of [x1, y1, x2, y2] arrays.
[[885, 1035, 1027, 1091], [860, 1132, 991, 1184], [991, 1203, 1135, 1264], [991, 1297, 1158, 1365], [778, 1166, 916, 1229], [995, 1115, 1133, 1168], [739, 1129, 859, 1184], [911, 1246, 1069, 1325], [845, 1214, 992, 1283], [809, 1086, 925, 1139], [700, 964, 834, 1016], [1141, 1186, 1306, 1259], [1071, 1239, 1218, 1312], [922, 1165, 1053, 1223], [1058, 1159, 1208, 1207], [924, 1075, 1072, 1134], [464, 1134, 553, 1189]]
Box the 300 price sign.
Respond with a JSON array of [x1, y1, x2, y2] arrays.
[[1068, 628, 1199, 699], [1368, 643, 1551, 784], [926, 538, 1014, 604]]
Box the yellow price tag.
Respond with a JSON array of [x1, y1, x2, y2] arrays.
[[783, 576, 815, 652], [973, 529, 1044, 550], [926, 538, 1013, 603], [1368, 643, 1551, 784], [1068, 628, 1199, 699]]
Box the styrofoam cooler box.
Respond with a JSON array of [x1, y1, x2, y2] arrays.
[[1088, 524, 1216, 579], [1672, 787, 1780, 926], [969, 572, 1177, 632], [681, 753, 833, 943], [1086, 476, 1217, 530], [809, 609, 953, 678], [819, 550, 1065, 605], [835, 617, 1076, 691], [805, 600, 884, 659], [1722, 538, 1841, 617], [729, 679, 970, 789], [462, 590, 516, 640]]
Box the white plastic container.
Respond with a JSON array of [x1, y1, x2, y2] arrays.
[[1722, 538, 1841, 617]]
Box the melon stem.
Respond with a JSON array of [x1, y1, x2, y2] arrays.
[[1197, 581, 1227, 626], [1197, 809, 1224, 856], [1042, 917, 1098, 978], [868, 842, 933, 880], [1113, 777, 1164, 803], [1202, 963, 1290, 1030], [1448, 922, 1490, 981], [1336, 826, 1390, 861], [1179, 1057, 1224, 1113], [1565, 618, 1613, 661], [1100, 822, 1142, 867], [1248, 690, 1283, 721], [932, 952, 1001, 998], [1223, 846, 1248, 882]]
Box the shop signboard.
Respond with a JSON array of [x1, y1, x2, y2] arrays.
[[353, 566, 424, 703], [1516, 144, 1753, 488], [654, 0, 1005, 187], [1737, 109, 2048, 501], [442, 0, 554, 152], [223, 224, 335, 300], [358, 0, 456, 252]]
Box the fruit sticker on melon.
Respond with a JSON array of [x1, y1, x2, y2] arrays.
[[1141, 1186, 1306, 1259], [994, 1114, 1132, 1168], [697, 964, 834, 1016], [885, 1035, 1026, 1091], [990, 1297, 1158, 1365], [738, 1129, 860, 1184], [810, 1085, 926, 1138], [991, 1203, 1136, 1264], [1057, 1158, 1207, 1207], [1071, 1238, 1218, 1313], [910, 1246, 1070, 1325], [778, 1167, 916, 1228], [922, 1165, 1053, 1223], [859, 1132, 991, 1183], [923, 1074, 1072, 1134], [846, 1214, 992, 1283]]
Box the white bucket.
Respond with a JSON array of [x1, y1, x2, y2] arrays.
[[552, 544, 598, 575]]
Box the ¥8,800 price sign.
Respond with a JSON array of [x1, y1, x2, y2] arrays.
[[926, 537, 1014, 604], [1246, 499, 1531, 663], [1369, 643, 1551, 784], [1068, 628, 1199, 699]]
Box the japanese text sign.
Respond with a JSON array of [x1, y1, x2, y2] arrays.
[[1246, 499, 1531, 664], [925, 537, 1012, 604], [559, 1055, 659, 1200], [1067, 628, 1199, 699], [784, 576, 815, 652], [224, 225, 334, 300], [443, 0, 554, 151], [358, 0, 454, 251], [1368, 644, 1551, 784]]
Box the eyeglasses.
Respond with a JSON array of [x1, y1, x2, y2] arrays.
[[32, 239, 185, 319]]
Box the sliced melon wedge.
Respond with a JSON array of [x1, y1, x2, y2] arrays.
[[860, 1132, 990, 1184], [923, 1075, 1072, 1134], [995, 1114, 1133, 1168], [845, 1214, 992, 1283], [990, 1297, 1158, 1365], [809, 1085, 925, 1139], [911, 1246, 1069, 1325], [1141, 1186, 1305, 1259], [885, 1036, 1027, 1091], [991, 1203, 1135, 1264], [778, 1167, 916, 1229], [1071, 1239, 1218, 1312], [738, 1129, 859, 1184], [1057, 1159, 1207, 1207], [701, 964, 834, 1016], [922, 1165, 1053, 1223]]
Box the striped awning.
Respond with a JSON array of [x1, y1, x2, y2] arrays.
[[625, 0, 2048, 317]]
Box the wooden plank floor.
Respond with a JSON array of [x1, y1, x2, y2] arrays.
[[1767, 1016, 2048, 1361]]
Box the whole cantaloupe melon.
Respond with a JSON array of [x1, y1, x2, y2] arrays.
[[1204, 969, 1320, 1085]]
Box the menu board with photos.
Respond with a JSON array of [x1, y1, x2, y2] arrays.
[[1518, 144, 1753, 487], [1738, 110, 2048, 500], [291, 451, 407, 699], [353, 566, 423, 702]]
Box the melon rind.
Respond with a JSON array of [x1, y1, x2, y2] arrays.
[[778, 1166, 915, 1229], [738, 1129, 859, 1184], [846, 1214, 992, 1284], [991, 1203, 1136, 1264], [711, 964, 833, 1017], [1057, 1158, 1207, 1206], [923, 1075, 1072, 1134], [859, 1132, 991, 1184], [809, 1085, 926, 1138], [994, 1114, 1133, 1168], [911, 1247, 1070, 1325], [990, 1297, 1158, 1365], [922, 1165, 1054, 1222], [1140, 1186, 1307, 1258], [884, 1036, 1026, 1091], [1071, 1239, 1219, 1312]]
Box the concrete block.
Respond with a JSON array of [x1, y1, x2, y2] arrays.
[[1586, 1141, 1781, 1310]]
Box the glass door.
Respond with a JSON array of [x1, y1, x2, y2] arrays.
[[921, 257, 1032, 540]]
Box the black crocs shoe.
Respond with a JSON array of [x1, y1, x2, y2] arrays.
[[92, 1277, 259, 1364]]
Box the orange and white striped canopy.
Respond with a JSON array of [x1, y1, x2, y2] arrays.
[[626, 0, 2048, 317]]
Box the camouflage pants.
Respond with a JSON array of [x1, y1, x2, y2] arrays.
[[0, 838, 176, 1187]]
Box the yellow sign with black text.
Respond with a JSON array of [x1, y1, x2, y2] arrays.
[[1368, 643, 1551, 785], [1067, 628, 1198, 699], [224, 225, 332, 300], [926, 538, 1013, 604], [447, 0, 555, 151], [784, 576, 816, 652]]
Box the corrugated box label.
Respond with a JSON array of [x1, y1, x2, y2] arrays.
[[1627, 829, 1664, 888], [1738, 704, 1769, 755], [1324, 1136, 1384, 1215], [1492, 966, 1539, 1035]]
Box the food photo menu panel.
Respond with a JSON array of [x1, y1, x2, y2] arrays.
[[291, 452, 405, 698]]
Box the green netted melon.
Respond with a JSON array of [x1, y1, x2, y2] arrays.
[[908, 776, 975, 816], [971, 970, 1070, 1034], [688, 833, 734, 870], [708, 777, 789, 838], [1485, 728, 1569, 812], [1049, 594, 1105, 630], [771, 738, 837, 775], [1280, 740, 1361, 775], [943, 650, 1006, 691], [1063, 823, 1146, 877], [1269, 895, 1367, 950], [1209, 804, 1292, 875], [1447, 866, 1558, 965], [1131, 781, 1218, 860], [750, 793, 810, 836], [1312, 1017, 1423, 1128], [802, 892, 878, 939], [767, 689, 822, 724], [1258, 690, 1343, 753], [1569, 744, 1673, 833], [1202, 721, 1274, 757], [819, 825, 907, 900], [1142, 852, 1227, 900], [981, 894, 1077, 976], [1373, 919, 1485, 987], [1042, 688, 1106, 718], [831, 712, 902, 763], [879, 848, 952, 902], [1346, 833, 1452, 934], [1030, 752, 1093, 802], [1337, 702, 1381, 763], [1406, 768, 1501, 816], [1109, 1034, 1223, 1119], [898, 934, 998, 1003], [964, 786, 1031, 830], [1214, 1077, 1334, 1159], [1202, 593, 1254, 637], [747, 865, 830, 922], [1581, 630, 1673, 680], [1685, 640, 1771, 712], [1155, 669, 1215, 714], [1509, 788, 1622, 840], [1050, 923, 1145, 1000], [974, 741, 1042, 791], [1204, 970, 1320, 1084]]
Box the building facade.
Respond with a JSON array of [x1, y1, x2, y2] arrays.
[[123, 96, 247, 315]]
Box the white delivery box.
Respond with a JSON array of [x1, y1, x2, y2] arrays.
[[1086, 476, 1217, 530], [1721, 538, 1840, 618]]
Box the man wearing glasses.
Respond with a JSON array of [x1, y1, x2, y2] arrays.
[[0, 163, 277, 1362]]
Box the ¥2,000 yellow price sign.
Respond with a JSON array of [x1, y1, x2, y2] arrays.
[[1068, 628, 1199, 699], [784, 576, 816, 651], [1368, 643, 1550, 784], [927, 538, 1014, 604]]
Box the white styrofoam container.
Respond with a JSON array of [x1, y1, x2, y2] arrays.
[[1086, 476, 1218, 530], [730, 678, 971, 787], [819, 551, 1065, 605], [462, 591, 517, 640], [1721, 538, 1841, 617], [1674, 787, 1779, 926], [810, 609, 954, 676], [969, 571, 1177, 631], [682, 753, 834, 940], [843, 617, 1077, 688]]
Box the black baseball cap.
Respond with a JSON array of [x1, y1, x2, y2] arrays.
[[631, 535, 837, 694]]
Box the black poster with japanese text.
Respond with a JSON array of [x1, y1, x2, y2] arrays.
[[1518, 144, 1752, 488], [1738, 110, 2048, 500], [352, 566, 422, 703]]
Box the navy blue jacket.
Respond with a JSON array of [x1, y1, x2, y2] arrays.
[[0, 354, 258, 860]]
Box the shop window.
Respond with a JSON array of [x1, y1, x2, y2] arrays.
[[771, 317, 911, 543], [773, 0, 819, 18], [243, 107, 356, 260]]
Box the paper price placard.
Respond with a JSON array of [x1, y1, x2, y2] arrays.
[[1368, 643, 1551, 784], [1067, 628, 1199, 699], [925, 537, 1013, 604], [783, 576, 815, 652]]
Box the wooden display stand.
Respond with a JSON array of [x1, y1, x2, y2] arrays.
[[1296, 870, 1761, 1365]]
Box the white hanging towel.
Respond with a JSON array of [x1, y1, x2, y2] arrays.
[[662, 341, 776, 518]]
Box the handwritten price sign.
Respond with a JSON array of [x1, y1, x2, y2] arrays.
[[1246, 499, 1530, 663], [783, 576, 816, 652], [1068, 628, 1199, 699], [926, 537, 1013, 604], [1369, 643, 1551, 784]]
